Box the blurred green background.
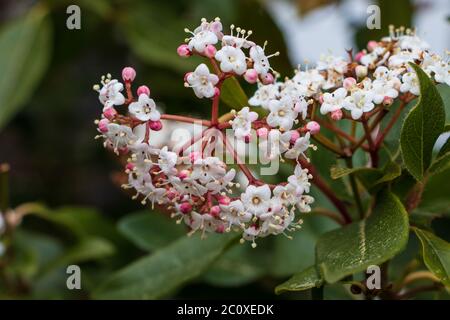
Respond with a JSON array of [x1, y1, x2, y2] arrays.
[[0, 0, 449, 299]]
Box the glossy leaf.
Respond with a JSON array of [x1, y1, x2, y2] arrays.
[[118, 211, 185, 252], [316, 191, 409, 283], [413, 228, 450, 287], [93, 233, 237, 299], [0, 5, 51, 129], [428, 153, 450, 176], [275, 266, 323, 294], [400, 63, 445, 181]]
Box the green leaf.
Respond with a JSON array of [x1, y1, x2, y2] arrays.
[[316, 190, 409, 283], [275, 266, 323, 294], [330, 166, 375, 180], [0, 5, 51, 129], [118, 211, 185, 252], [220, 76, 248, 110], [428, 153, 450, 176], [93, 233, 238, 299], [413, 228, 450, 287], [400, 63, 445, 181]]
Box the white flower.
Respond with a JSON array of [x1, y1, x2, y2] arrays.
[[429, 61, 450, 86], [185, 212, 217, 233], [400, 71, 420, 96], [287, 165, 312, 196], [171, 176, 208, 196], [317, 54, 347, 74], [267, 96, 298, 130], [371, 81, 399, 104], [206, 168, 236, 194], [398, 35, 429, 53], [259, 129, 291, 161], [297, 195, 314, 213], [342, 89, 375, 120], [139, 180, 167, 207], [249, 45, 277, 76], [285, 132, 311, 160], [231, 107, 258, 139], [158, 146, 178, 175], [105, 123, 136, 152], [320, 87, 347, 114], [186, 64, 219, 99], [221, 25, 255, 49], [248, 83, 280, 109], [186, 20, 220, 54], [191, 157, 226, 184], [98, 79, 125, 108], [219, 200, 251, 229], [388, 50, 418, 68], [215, 45, 247, 75], [292, 69, 324, 96], [294, 97, 309, 120], [241, 184, 272, 217], [128, 94, 160, 121]]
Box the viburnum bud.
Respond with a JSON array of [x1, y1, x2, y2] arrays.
[[179, 202, 192, 214], [355, 65, 368, 78], [244, 134, 251, 143], [261, 73, 274, 85], [122, 67, 136, 82], [167, 190, 177, 200], [97, 118, 109, 133], [177, 44, 191, 57], [215, 224, 225, 233], [383, 96, 394, 106], [204, 44, 217, 58], [214, 87, 221, 97], [218, 195, 230, 205], [331, 109, 343, 121], [354, 51, 365, 62], [244, 69, 258, 84], [343, 77, 357, 90], [125, 162, 135, 172], [137, 85, 150, 96], [256, 127, 268, 138], [306, 121, 321, 135], [103, 107, 117, 120], [178, 169, 190, 181], [290, 130, 300, 144], [184, 72, 192, 82], [367, 40, 378, 52], [149, 120, 163, 131], [318, 95, 324, 104], [210, 205, 221, 218]]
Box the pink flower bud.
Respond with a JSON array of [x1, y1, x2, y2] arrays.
[[261, 73, 274, 85], [184, 72, 192, 82], [367, 40, 378, 52], [103, 107, 117, 120], [122, 67, 136, 82], [180, 202, 192, 214], [318, 95, 324, 104], [210, 205, 221, 218], [383, 96, 394, 106], [125, 162, 135, 172], [189, 151, 201, 163], [244, 69, 258, 84], [215, 224, 225, 233], [354, 51, 365, 62], [177, 44, 191, 57], [290, 130, 300, 144], [244, 134, 251, 143], [118, 147, 128, 154], [167, 190, 177, 200], [204, 44, 217, 58], [214, 87, 220, 97], [256, 127, 268, 138], [98, 118, 109, 133], [137, 85, 150, 96], [218, 195, 230, 205], [178, 169, 190, 181], [343, 77, 357, 90], [331, 109, 343, 121], [149, 120, 162, 131], [306, 121, 321, 135]]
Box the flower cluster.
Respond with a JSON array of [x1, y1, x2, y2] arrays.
[[249, 26, 449, 121], [93, 18, 321, 246]]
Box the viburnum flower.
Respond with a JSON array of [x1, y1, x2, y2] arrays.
[[95, 76, 125, 108], [342, 89, 375, 120], [249, 44, 279, 77], [128, 94, 160, 121], [400, 71, 420, 96], [248, 83, 280, 109], [241, 185, 272, 217], [185, 63, 219, 98], [320, 87, 347, 114], [267, 96, 298, 131], [185, 18, 222, 54], [231, 106, 258, 140], [284, 132, 312, 160], [215, 45, 247, 75]]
